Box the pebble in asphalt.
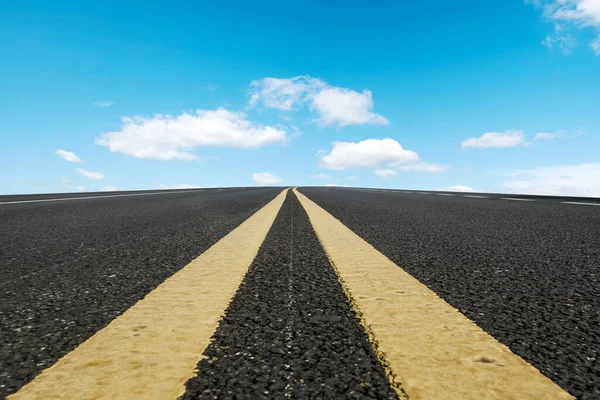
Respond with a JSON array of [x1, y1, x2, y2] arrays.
[[300, 187, 600, 400], [181, 191, 399, 399], [0, 188, 280, 398]]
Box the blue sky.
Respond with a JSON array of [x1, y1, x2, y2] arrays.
[[1, 0, 599, 195]]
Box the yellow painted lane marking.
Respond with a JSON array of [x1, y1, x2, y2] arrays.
[[10, 189, 289, 400], [294, 188, 573, 400]]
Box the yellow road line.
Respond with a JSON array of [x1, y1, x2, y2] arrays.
[[10, 189, 289, 400], [294, 188, 573, 400]]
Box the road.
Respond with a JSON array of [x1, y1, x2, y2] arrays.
[[300, 187, 600, 399], [0, 187, 281, 398], [0, 186, 598, 399]]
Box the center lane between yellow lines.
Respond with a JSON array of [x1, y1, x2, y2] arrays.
[[10, 189, 289, 400], [294, 188, 572, 400]]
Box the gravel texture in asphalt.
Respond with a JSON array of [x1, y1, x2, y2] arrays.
[[182, 191, 398, 400], [0, 188, 280, 397], [299, 187, 600, 400]]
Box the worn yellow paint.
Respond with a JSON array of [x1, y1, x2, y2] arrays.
[[294, 188, 573, 400], [10, 189, 289, 400]]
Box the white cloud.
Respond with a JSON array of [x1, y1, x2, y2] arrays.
[[75, 185, 86, 191], [157, 184, 201, 189], [546, 0, 600, 26], [310, 87, 389, 127], [318, 138, 447, 176], [504, 162, 600, 196], [320, 139, 418, 170], [252, 172, 283, 185], [205, 84, 218, 91], [101, 186, 118, 191], [55, 149, 83, 163], [95, 108, 289, 161], [438, 185, 476, 192], [93, 100, 114, 108], [397, 162, 450, 173], [59, 176, 73, 184], [310, 173, 334, 180], [375, 169, 398, 179], [248, 76, 388, 127], [346, 176, 358, 181], [77, 168, 105, 180], [528, 0, 600, 54], [461, 130, 526, 148]]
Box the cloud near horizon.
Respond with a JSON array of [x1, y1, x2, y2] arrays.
[[252, 172, 283, 185], [438, 185, 476, 192], [319, 138, 448, 176], [504, 162, 600, 196]]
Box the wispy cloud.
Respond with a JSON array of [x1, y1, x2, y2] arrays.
[[534, 129, 583, 140], [396, 162, 450, 173], [461, 130, 526, 148], [77, 168, 105, 180], [93, 100, 114, 107], [542, 34, 577, 53], [205, 84, 218, 91], [591, 35, 600, 53], [374, 169, 397, 179], [527, 0, 600, 54], [101, 186, 118, 191], [534, 132, 557, 140], [55, 149, 83, 163]]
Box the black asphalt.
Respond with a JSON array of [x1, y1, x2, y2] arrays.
[[182, 191, 398, 399], [0, 187, 280, 397], [300, 187, 600, 400]]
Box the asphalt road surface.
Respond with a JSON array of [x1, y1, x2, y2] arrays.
[[0, 187, 280, 398], [1, 186, 598, 399], [300, 187, 600, 400]]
